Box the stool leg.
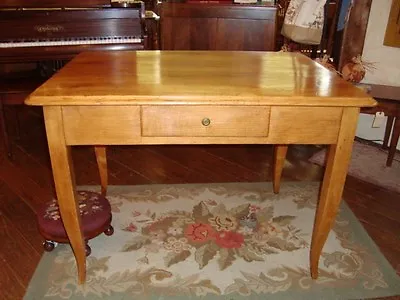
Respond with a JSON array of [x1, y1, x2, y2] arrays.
[[0, 100, 12, 159], [104, 224, 114, 236], [43, 240, 56, 252], [94, 146, 108, 196], [85, 243, 91, 257], [383, 116, 394, 149], [386, 117, 400, 167]]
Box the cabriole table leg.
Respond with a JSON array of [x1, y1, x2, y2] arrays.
[[43, 106, 87, 284]]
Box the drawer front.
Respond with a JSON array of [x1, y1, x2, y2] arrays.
[[141, 105, 270, 137], [63, 106, 141, 145]]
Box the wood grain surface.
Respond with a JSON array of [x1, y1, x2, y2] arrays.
[[26, 51, 376, 107]]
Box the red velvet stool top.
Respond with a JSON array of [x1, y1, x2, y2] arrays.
[[37, 191, 112, 242]]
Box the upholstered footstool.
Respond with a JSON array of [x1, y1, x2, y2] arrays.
[[37, 191, 114, 256]]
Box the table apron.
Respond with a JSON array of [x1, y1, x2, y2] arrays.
[[61, 105, 344, 145]]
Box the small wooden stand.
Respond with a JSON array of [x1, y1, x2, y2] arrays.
[[37, 191, 114, 256], [361, 84, 400, 167]]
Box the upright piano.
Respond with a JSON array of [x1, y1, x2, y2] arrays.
[[0, 0, 149, 64], [0, 0, 153, 158]]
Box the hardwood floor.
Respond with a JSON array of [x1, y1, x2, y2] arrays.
[[0, 106, 399, 299]]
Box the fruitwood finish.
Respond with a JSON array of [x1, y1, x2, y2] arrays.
[[25, 50, 376, 283], [272, 144, 287, 193], [94, 145, 108, 196]]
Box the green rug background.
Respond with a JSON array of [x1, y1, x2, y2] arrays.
[[24, 182, 400, 300]]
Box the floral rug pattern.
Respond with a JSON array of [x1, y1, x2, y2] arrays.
[[122, 199, 308, 271], [24, 182, 400, 300]]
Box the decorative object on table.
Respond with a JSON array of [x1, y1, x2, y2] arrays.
[[309, 140, 400, 193], [341, 55, 376, 83], [281, 0, 327, 45], [37, 191, 114, 256], [25, 183, 400, 299]]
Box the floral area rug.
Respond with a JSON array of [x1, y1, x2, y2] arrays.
[[310, 140, 400, 194], [24, 182, 400, 300]]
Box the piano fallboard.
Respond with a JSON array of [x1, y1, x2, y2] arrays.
[[1, 0, 111, 8]]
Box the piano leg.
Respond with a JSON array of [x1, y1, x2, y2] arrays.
[[0, 99, 12, 158], [43, 106, 86, 284]]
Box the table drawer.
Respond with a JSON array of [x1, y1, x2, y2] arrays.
[[63, 106, 141, 145], [141, 105, 270, 137]]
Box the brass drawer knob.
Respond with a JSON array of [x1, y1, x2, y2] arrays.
[[201, 117, 211, 127]]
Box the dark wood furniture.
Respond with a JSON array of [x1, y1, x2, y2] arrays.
[[0, 70, 46, 158], [0, 0, 149, 158], [160, 2, 277, 51], [0, 5, 147, 63], [361, 84, 400, 167]]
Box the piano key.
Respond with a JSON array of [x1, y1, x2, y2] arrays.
[[0, 37, 142, 48]]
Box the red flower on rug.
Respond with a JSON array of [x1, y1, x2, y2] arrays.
[[185, 223, 216, 243], [123, 222, 137, 232], [215, 231, 244, 249]]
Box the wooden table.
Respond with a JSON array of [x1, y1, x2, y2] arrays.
[[25, 51, 376, 284]]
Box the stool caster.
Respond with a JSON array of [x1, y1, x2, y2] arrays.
[[85, 243, 91, 257], [104, 225, 114, 236], [43, 240, 58, 252]]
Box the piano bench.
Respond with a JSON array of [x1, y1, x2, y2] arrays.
[[37, 190, 114, 256], [0, 72, 46, 159]]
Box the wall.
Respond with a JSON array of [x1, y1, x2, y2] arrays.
[[357, 0, 400, 149]]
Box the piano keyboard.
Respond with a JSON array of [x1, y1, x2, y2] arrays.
[[0, 36, 142, 48]]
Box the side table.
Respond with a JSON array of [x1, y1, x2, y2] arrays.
[[360, 84, 400, 167]]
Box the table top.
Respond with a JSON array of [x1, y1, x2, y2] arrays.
[[26, 51, 376, 107]]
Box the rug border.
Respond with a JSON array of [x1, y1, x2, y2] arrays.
[[24, 182, 400, 300]]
